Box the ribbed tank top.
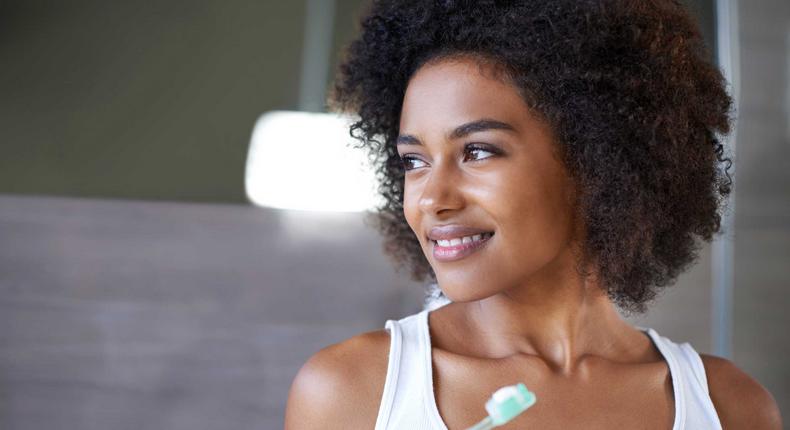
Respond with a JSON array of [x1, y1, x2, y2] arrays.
[[374, 308, 723, 430]]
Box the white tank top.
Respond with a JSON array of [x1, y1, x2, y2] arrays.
[[374, 308, 723, 430]]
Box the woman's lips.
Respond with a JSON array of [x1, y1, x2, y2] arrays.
[[431, 233, 494, 262]]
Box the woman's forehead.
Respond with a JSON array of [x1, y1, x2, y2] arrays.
[[399, 58, 539, 139]]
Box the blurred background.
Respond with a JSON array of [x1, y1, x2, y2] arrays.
[[0, 0, 787, 429]]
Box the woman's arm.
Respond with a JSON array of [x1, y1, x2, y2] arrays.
[[284, 330, 390, 429], [701, 354, 783, 429]]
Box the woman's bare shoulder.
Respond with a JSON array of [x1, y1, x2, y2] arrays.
[[284, 329, 391, 430], [700, 353, 783, 429]]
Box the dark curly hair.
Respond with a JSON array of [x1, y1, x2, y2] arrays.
[[329, 0, 734, 314]]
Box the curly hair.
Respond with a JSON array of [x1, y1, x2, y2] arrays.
[[329, 0, 734, 315]]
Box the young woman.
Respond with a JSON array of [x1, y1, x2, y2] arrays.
[[286, 0, 782, 428]]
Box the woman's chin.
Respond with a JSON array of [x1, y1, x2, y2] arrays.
[[436, 280, 498, 304]]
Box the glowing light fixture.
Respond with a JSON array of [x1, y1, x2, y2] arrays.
[[244, 110, 382, 212]]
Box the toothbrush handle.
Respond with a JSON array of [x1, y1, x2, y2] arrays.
[[465, 416, 495, 430]]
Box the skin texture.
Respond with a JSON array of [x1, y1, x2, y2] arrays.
[[285, 58, 782, 429]]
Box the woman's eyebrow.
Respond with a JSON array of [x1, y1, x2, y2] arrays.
[[397, 118, 516, 146]]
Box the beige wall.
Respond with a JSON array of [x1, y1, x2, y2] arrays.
[[731, 0, 790, 420]]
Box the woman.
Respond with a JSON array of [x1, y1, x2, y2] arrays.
[[286, 0, 782, 428]]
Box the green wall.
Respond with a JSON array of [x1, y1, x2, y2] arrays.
[[0, 0, 710, 204], [0, 0, 367, 203]]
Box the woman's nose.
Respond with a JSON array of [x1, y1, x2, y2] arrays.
[[417, 161, 465, 216]]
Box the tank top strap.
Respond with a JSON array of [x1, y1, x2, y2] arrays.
[[646, 331, 711, 395], [676, 343, 711, 395], [375, 311, 434, 430], [375, 318, 403, 430], [641, 327, 687, 429], [639, 326, 723, 430]]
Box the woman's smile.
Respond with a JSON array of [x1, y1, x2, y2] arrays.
[[431, 231, 495, 262]]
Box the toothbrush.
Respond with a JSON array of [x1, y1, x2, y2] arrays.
[[465, 383, 537, 430]]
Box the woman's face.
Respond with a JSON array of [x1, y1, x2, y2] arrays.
[[397, 57, 581, 302]]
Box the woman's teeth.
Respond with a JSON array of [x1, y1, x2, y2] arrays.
[[435, 232, 493, 247]]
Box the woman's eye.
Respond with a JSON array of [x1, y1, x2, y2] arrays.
[[399, 155, 427, 171], [464, 144, 497, 162]]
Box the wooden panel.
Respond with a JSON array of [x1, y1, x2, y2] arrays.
[[0, 194, 425, 429]]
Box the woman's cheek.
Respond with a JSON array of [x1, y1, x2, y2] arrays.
[[402, 189, 423, 242]]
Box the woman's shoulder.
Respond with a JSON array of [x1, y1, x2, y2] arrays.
[[284, 328, 391, 430], [699, 353, 783, 429]]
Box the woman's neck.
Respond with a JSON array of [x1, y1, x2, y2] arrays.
[[450, 269, 643, 374]]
